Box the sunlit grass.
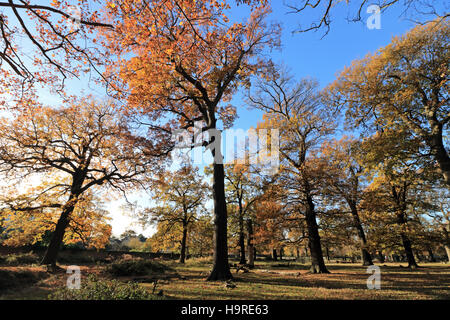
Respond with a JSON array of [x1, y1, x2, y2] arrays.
[[0, 260, 448, 300]]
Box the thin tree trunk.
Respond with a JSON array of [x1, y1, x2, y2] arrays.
[[443, 223, 450, 263], [305, 193, 329, 273], [179, 223, 188, 264], [279, 247, 283, 260], [392, 185, 418, 269], [396, 210, 418, 268], [272, 248, 278, 261], [348, 201, 373, 266], [377, 251, 385, 263], [238, 213, 246, 265], [427, 246, 436, 262], [246, 218, 254, 268]]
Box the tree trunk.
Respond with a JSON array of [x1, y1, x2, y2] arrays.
[[445, 245, 450, 263], [40, 199, 77, 266], [400, 232, 418, 268], [392, 185, 418, 269], [377, 251, 385, 263], [305, 193, 329, 273], [443, 223, 450, 263], [279, 248, 283, 260], [272, 248, 278, 261], [207, 158, 232, 280], [396, 211, 418, 269], [428, 123, 450, 185], [246, 218, 254, 268], [427, 246, 436, 262], [238, 213, 246, 265], [348, 201, 373, 266], [179, 223, 188, 264]]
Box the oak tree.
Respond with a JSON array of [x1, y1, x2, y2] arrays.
[[103, 0, 280, 280], [0, 99, 162, 267]]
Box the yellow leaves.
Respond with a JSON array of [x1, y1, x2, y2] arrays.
[[103, 0, 279, 129]]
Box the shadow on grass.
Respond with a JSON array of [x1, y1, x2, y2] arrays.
[[233, 265, 450, 299]]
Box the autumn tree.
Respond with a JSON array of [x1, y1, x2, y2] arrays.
[[103, 0, 280, 280], [253, 188, 287, 261], [0, 99, 163, 267], [0, 0, 112, 104], [189, 215, 215, 257], [140, 165, 209, 263], [357, 125, 443, 268], [319, 208, 359, 261], [320, 137, 373, 265], [209, 163, 261, 265], [411, 188, 450, 262], [0, 184, 112, 250], [329, 20, 449, 184], [247, 66, 335, 273]]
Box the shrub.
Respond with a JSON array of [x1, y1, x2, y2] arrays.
[[57, 252, 96, 264], [0, 269, 45, 294], [185, 257, 212, 267], [3, 252, 40, 266], [106, 258, 173, 277], [48, 274, 165, 300]]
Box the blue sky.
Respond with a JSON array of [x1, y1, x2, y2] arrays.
[[1, 1, 423, 237], [230, 1, 417, 132], [110, 2, 423, 237], [109, 2, 423, 237]]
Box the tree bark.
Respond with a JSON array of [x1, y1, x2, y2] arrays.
[[179, 223, 188, 264], [396, 212, 418, 268], [40, 197, 77, 266], [428, 122, 450, 184], [348, 201, 373, 266], [400, 232, 418, 268], [238, 212, 246, 265], [377, 251, 385, 263], [207, 159, 232, 280], [445, 245, 450, 263], [442, 223, 450, 263], [427, 246, 436, 262], [246, 218, 254, 268], [305, 193, 329, 273], [392, 185, 418, 269], [272, 248, 278, 261]]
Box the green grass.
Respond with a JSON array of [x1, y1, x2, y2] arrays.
[[0, 259, 448, 300], [146, 259, 450, 300]]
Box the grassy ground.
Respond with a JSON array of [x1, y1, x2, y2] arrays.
[[0, 259, 449, 300]]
